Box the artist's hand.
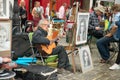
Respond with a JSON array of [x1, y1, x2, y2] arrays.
[[105, 33, 113, 37], [95, 27, 102, 30], [50, 40, 54, 44], [2, 62, 17, 69], [3, 57, 11, 63]]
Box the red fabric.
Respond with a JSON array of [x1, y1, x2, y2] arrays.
[[33, 17, 41, 27], [18, 0, 71, 20]]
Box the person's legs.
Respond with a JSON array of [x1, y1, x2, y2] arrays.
[[21, 18, 27, 32], [96, 36, 116, 60], [22, 18, 27, 26], [109, 40, 120, 70], [115, 40, 120, 64], [52, 46, 70, 69]]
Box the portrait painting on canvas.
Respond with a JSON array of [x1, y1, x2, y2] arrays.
[[78, 45, 93, 73], [76, 13, 89, 45], [0, 20, 12, 57]]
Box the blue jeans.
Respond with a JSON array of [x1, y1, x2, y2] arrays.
[[96, 36, 117, 60]]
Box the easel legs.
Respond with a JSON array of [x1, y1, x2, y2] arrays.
[[71, 52, 76, 73]]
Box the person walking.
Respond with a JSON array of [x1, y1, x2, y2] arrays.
[[58, 3, 67, 19], [32, 1, 44, 28], [19, 0, 27, 30]]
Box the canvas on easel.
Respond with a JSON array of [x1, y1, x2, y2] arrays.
[[78, 45, 93, 73], [76, 13, 89, 45]]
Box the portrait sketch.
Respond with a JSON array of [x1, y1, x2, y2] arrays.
[[0, 0, 9, 19], [78, 45, 93, 73], [76, 13, 89, 45], [0, 21, 12, 57], [9, 0, 13, 19]]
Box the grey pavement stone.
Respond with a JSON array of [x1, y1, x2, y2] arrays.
[[58, 38, 120, 80]]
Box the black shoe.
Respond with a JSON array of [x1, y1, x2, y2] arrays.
[[65, 66, 73, 72]]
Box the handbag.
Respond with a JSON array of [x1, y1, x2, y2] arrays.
[[21, 14, 26, 19]]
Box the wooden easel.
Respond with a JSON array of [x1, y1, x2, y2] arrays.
[[67, 2, 79, 73]]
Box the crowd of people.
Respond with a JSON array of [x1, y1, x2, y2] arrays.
[[18, 0, 120, 70], [1, 1, 120, 78]]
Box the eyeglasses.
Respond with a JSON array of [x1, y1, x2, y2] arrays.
[[42, 24, 49, 27]]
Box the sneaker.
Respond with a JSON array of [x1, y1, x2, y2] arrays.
[[109, 63, 120, 70]]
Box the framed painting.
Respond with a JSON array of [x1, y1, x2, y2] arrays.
[[0, 20, 12, 57], [78, 45, 93, 73], [76, 13, 89, 45], [0, 0, 9, 19], [9, 0, 13, 19]]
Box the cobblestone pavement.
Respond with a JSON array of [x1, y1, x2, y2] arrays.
[[58, 38, 120, 80]]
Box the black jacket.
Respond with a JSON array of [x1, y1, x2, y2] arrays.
[[19, 6, 27, 19], [32, 27, 50, 45]]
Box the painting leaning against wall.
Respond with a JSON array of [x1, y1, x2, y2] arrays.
[[0, 0, 9, 19], [0, 20, 12, 57]]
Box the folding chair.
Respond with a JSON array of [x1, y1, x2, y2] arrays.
[[35, 43, 58, 67], [27, 32, 45, 65], [107, 41, 119, 63], [28, 32, 58, 66]]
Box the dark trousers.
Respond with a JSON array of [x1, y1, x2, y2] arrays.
[[52, 46, 70, 69], [89, 30, 103, 39], [116, 40, 120, 64], [21, 18, 27, 26], [96, 36, 117, 60]]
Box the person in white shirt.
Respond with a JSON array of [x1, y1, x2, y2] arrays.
[[58, 3, 67, 19], [40, 6, 44, 14], [45, 3, 50, 19]]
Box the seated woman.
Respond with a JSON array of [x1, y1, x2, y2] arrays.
[[32, 19, 72, 73]]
